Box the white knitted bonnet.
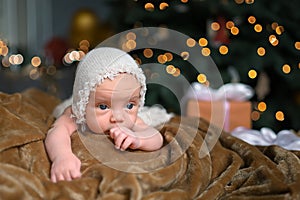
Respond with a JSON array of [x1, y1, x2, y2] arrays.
[[72, 47, 146, 125]]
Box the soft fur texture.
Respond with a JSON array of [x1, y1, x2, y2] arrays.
[[0, 88, 299, 200]]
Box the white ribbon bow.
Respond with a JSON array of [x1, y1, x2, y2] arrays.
[[186, 82, 254, 101], [231, 127, 300, 151]]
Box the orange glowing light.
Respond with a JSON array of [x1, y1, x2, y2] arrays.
[[257, 47, 266, 56], [231, 27, 239, 35], [257, 102, 267, 112], [219, 45, 229, 55], [201, 47, 211, 56], [186, 38, 196, 47], [143, 48, 153, 58], [295, 42, 300, 50], [197, 74, 207, 83], [254, 24, 262, 32], [31, 56, 41, 67], [145, 3, 154, 11], [275, 111, 284, 121], [198, 38, 208, 47], [251, 111, 260, 121], [282, 64, 291, 74], [211, 22, 220, 31], [248, 16, 256, 24], [157, 54, 168, 64], [181, 51, 189, 60], [164, 52, 173, 61], [159, 2, 169, 10], [248, 69, 257, 79]]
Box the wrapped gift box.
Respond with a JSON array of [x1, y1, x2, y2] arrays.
[[186, 99, 252, 132]]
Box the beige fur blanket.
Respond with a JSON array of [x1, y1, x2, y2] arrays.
[[0, 88, 299, 199]]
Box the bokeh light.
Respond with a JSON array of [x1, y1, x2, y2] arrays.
[[181, 51, 189, 60], [198, 38, 208, 47], [257, 47, 266, 56], [143, 48, 153, 58], [275, 111, 284, 121], [186, 38, 196, 47], [211, 22, 220, 31], [219, 45, 229, 55], [31, 56, 41, 67], [197, 73, 207, 83], [145, 3, 154, 11], [248, 16, 256, 24], [201, 47, 211, 56], [282, 64, 291, 74], [257, 102, 267, 112], [159, 2, 169, 10], [248, 69, 257, 79]]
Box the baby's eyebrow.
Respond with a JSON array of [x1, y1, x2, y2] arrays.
[[130, 95, 140, 101]]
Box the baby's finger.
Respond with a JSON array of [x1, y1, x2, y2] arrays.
[[120, 137, 134, 151], [51, 173, 57, 183], [109, 127, 120, 139], [114, 132, 128, 150], [56, 173, 66, 182], [70, 169, 81, 179]]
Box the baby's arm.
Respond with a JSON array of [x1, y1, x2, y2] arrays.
[[45, 106, 81, 182], [109, 117, 163, 151]]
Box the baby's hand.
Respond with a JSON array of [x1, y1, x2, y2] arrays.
[[50, 152, 81, 183], [109, 127, 140, 151]]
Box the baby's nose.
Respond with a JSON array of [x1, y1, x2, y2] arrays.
[[110, 110, 124, 123]]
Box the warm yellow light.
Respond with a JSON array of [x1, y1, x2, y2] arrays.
[[271, 22, 278, 30], [166, 65, 176, 74], [145, 3, 154, 11], [126, 32, 136, 40], [226, 21, 235, 30], [197, 73, 207, 83], [282, 64, 291, 74], [295, 42, 300, 50], [173, 68, 181, 77], [257, 47, 266, 56], [186, 38, 196, 47], [254, 24, 262, 32], [251, 111, 260, 121], [231, 27, 239, 35], [275, 111, 284, 121], [219, 45, 229, 55], [181, 0, 188, 3], [257, 102, 267, 112], [275, 26, 284, 35], [269, 35, 279, 46], [143, 48, 153, 58], [248, 69, 257, 79], [248, 16, 256, 24], [245, 0, 255, 4], [29, 68, 39, 80], [181, 51, 189, 60], [126, 39, 136, 50], [157, 54, 168, 64], [234, 0, 244, 4], [201, 47, 211, 56], [198, 38, 208, 47], [159, 2, 169, 10], [31, 56, 41, 67], [164, 52, 173, 61], [211, 22, 220, 31]]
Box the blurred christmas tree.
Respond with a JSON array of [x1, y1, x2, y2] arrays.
[[106, 0, 300, 132]]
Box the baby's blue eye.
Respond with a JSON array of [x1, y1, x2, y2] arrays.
[[126, 103, 134, 109], [98, 104, 108, 110]]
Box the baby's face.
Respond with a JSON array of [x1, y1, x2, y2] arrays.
[[85, 73, 141, 134]]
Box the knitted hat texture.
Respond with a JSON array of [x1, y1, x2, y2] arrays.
[[72, 47, 146, 125]]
